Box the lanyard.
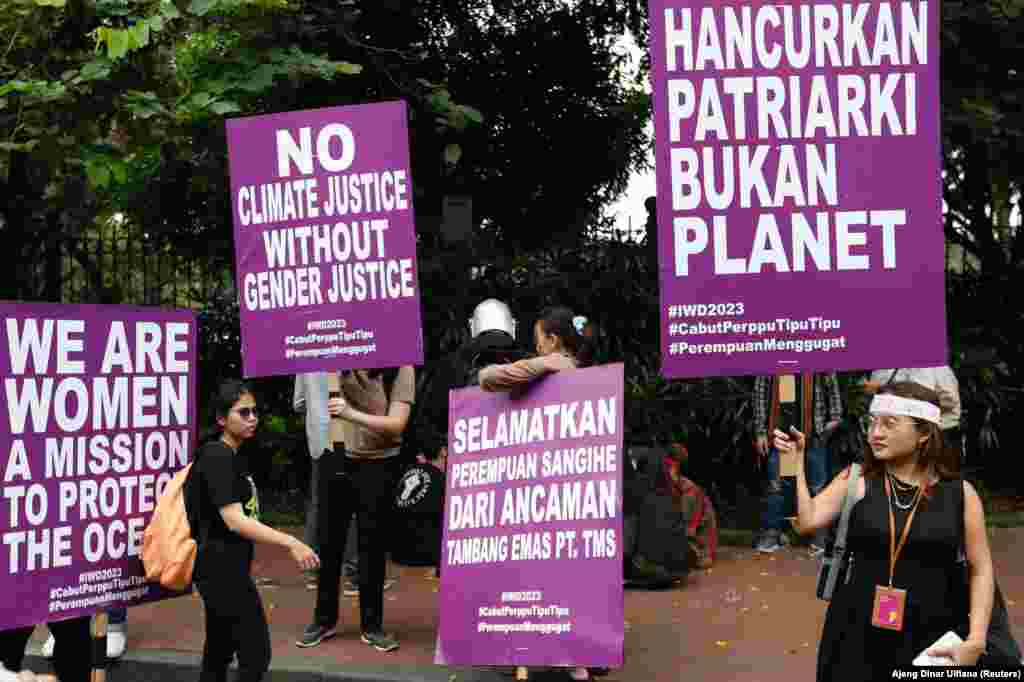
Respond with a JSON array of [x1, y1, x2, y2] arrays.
[[884, 475, 923, 587]]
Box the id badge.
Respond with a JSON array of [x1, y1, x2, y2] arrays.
[[871, 585, 907, 631]]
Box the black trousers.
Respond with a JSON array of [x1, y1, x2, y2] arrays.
[[0, 616, 91, 682], [315, 449, 401, 633], [195, 574, 271, 682]]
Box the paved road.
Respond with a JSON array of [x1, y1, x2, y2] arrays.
[[24, 527, 1024, 681]]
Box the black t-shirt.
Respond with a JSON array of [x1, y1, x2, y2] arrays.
[[391, 463, 444, 566], [185, 440, 260, 580]]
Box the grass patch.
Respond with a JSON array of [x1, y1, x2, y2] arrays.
[[259, 489, 306, 528], [258, 499, 301, 524], [719, 528, 755, 547], [986, 512, 1024, 529], [718, 515, 1024, 550], [260, 508, 304, 527]]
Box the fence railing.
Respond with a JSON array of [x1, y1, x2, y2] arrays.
[[56, 219, 235, 308]]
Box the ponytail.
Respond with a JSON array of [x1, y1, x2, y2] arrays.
[[537, 306, 595, 368]]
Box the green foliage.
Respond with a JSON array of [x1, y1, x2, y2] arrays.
[[0, 0, 370, 176], [400, 0, 651, 246], [91, 1, 181, 60], [95, 0, 133, 19], [171, 45, 364, 123], [9, 0, 66, 12], [188, 0, 291, 17], [0, 140, 39, 152], [940, 0, 1023, 486], [79, 59, 114, 82], [81, 146, 130, 190], [0, 80, 67, 100], [122, 90, 166, 119], [260, 414, 289, 435]]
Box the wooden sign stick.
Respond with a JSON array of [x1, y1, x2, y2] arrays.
[[90, 612, 108, 682]]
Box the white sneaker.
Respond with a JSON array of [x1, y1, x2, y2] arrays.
[[40, 634, 55, 659], [106, 629, 126, 659]]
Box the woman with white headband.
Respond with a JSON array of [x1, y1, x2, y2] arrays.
[[774, 382, 994, 680]]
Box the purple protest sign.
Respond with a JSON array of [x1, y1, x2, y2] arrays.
[[437, 364, 624, 667], [650, 1, 946, 377], [226, 101, 423, 378], [0, 303, 197, 630]]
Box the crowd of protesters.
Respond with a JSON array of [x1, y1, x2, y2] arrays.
[[1, 294, 1015, 681]]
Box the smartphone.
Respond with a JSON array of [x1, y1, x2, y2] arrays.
[[777, 400, 800, 437]]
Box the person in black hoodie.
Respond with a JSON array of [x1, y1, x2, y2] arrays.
[[396, 300, 528, 569], [186, 380, 319, 682], [413, 298, 528, 464]]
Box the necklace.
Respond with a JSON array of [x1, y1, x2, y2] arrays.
[[886, 468, 920, 490], [886, 471, 919, 511]]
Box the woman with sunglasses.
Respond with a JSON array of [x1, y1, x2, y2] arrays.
[[186, 380, 319, 682], [775, 382, 993, 681]]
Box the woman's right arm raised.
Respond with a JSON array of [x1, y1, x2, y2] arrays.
[[774, 429, 860, 533]]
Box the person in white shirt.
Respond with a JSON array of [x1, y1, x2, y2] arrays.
[[294, 373, 363, 592]]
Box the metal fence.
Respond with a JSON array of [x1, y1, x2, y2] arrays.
[[58, 217, 234, 308]]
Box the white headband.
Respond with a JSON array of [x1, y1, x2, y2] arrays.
[[869, 394, 941, 426]]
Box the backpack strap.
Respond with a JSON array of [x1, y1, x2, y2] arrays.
[[182, 462, 210, 550], [824, 462, 861, 597]]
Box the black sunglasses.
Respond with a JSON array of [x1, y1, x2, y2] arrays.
[[234, 407, 259, 419]]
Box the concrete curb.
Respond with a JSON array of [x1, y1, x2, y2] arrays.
[[21, 649, 578, 682]]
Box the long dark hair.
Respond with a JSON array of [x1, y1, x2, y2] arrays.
[[863, 381, 958, 497], [199, 379, 254, 445], [536, 306, 594, 368]]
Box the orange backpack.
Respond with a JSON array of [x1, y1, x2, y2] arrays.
[[142, 463, 197, 591]]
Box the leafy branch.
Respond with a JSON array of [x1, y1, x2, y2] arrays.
[[90, 0, 181, 60]]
